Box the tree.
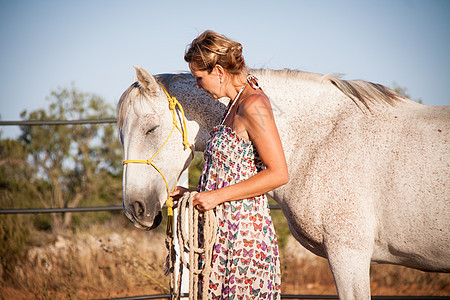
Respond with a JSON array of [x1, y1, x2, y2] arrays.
[[18, 85, 123, 233], [392, 82, 423, 104], [0, 137, 34, 277]]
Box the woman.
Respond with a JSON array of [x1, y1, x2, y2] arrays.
[[171, 30, 289, 299]]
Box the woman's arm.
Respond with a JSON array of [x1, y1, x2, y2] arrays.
[[193, 93, 289, 211]]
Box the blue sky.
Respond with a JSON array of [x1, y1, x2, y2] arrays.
[[1, 0, 449, 138]]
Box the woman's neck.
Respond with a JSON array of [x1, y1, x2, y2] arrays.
[[224, 73, 247, 100]]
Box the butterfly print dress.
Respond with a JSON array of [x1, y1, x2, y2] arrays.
[[198, 124, 281, 299]]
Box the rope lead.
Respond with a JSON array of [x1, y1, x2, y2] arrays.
[[165, 192, 217, 300]]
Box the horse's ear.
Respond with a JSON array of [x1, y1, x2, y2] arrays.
[[134, 66, 158, 93]]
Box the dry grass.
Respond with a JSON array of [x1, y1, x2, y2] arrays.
[[1, 217, 169, 299], [281, 236, 450, 296], [1, 216, 449, 299]]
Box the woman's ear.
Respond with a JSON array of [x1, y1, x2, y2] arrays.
[[214, 64, 225, 81]]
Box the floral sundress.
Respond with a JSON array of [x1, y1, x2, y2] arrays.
[[197, 123, 281, 299]]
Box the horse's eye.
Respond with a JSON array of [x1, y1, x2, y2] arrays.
[[146, 125, 159, 135]]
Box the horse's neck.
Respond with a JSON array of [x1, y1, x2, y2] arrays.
[[165, 71, 347, 154], [165, 71, 361, 155], [167, 79, 228, 151]]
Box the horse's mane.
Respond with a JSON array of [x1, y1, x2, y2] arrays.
[[117, 81, 149, 144], [324, 73, 403, 111], [155, 72, 194, 86], [254, 69, 404, 112]]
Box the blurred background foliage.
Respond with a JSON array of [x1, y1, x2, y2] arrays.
[[0, 85, 123, 280]]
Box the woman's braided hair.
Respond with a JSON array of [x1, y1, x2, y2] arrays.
[[184, 30, 247, 76]]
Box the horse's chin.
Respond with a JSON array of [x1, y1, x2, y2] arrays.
[[125, 209, 163, 230]]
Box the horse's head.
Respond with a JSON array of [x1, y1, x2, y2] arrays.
[[117, 66, 194, 230]]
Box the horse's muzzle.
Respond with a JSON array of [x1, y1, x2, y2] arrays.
[[123, 201, 163, 230]]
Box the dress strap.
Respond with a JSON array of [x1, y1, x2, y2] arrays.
[[219, 74, 261, 125], [220, 83, 247, 125], [247, 74, 261, 90]]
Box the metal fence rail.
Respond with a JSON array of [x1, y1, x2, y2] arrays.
[[0, 205, 281, 214], [98, 293, 449, 300], [0, 206, 123, 214], [0, 119, 117, 126]]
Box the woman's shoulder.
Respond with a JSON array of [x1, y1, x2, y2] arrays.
[[236, 90, 274, 134], [239, 90, 271, 115]]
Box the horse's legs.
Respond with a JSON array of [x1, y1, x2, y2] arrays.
[[326, 247, 371, 299]]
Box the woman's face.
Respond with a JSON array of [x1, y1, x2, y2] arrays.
[[190, 65, 222, 99]]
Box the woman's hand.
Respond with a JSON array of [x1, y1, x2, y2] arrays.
[[169, 186, 191, 208], [171, 187, 220, 211], [192, 190, 221, 212]]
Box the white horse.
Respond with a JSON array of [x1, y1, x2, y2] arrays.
[[117, 66, 450, 299]]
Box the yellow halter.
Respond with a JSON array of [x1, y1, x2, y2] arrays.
[[122, 84, 195, 233]]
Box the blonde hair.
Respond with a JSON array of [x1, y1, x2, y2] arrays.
[[184, 30, 247, 76]]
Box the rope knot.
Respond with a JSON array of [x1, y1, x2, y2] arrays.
[[168, 99, 176, 110], [166, 196, 173, 208], [166, 197, 174, 218]]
